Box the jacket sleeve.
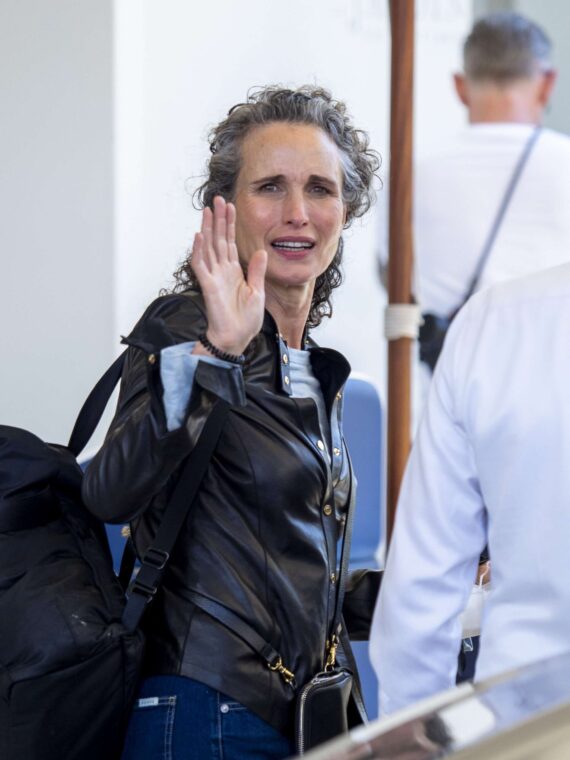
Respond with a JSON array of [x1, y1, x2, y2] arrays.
[[82, 294, 246, 523], [342, 569, 383, 641]]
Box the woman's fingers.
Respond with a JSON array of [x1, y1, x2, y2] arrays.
[[227, 202, 239, 263], [202, 196, 234, 266], [213, 196, 229, 263], [246, 249, 268, 295], [196, 196, 255, 295], [191, 232, 211, 281], [192, 231, 204, 266], [201, 207, 215, 270]]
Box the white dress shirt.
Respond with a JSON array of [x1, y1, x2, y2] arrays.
[[416, 124, 570, 315], [371, 263, 570, 715]]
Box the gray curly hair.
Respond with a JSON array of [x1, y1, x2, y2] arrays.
[[172, 85, 381, 328]]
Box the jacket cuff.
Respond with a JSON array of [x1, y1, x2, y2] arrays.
[[160, 341, 244, 431], [342, 569, 383, 641], [193, 358, 246, 408]]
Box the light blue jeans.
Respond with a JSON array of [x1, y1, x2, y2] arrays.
[[121, 675, 295, 760]]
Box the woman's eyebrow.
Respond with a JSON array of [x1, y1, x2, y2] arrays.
[[249, 173, 340, 188], [250, 174, 284, 186], [308, 174, 339, 187]]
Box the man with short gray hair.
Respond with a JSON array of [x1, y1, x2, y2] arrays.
[[463, 11, 552, 82], [374, 11, 570, 712], [415, 12, 570, 346]]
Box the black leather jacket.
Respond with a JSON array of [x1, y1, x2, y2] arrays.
[[83, 290, 381, 735]]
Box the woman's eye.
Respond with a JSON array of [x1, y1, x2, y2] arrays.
[[310, 185, 331, 195], [259, 183, 279, 193]]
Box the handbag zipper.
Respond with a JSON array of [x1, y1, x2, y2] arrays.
[[296, 678, 314, 755], [296, 671, 347, 755]]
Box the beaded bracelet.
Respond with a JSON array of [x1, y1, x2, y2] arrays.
[[198, 333, 246, 365]]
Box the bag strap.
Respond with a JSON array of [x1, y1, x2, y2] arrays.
[[186, 590, 294, 685], [118, 537, 138, 591], [339, 622, 368, 723], [122, 400, 229, 631], [67, 351, 361, 694], [68, 350, 128, 456], [184, 453, 357, 687], [66, 345, 228, 630], [327, 453, 357, 657], [458, 126, 541, 311]]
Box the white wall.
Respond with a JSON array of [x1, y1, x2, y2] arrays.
[[0, 0, 114, 443], [1, 0, 471, 446], [114, 0, 472, 400], [113, 0, 392, 378]]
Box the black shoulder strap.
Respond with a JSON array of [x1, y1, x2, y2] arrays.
[[339, 622, 368, 724], [65, 345, 230, 633], [68, 351, 127, 456], [122, 400, 229, 631], [329, 453, 357, 643], [187, 589, 287, 673], [458, 126, 541, 310]]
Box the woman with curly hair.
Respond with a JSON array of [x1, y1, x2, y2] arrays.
[[84, 85, 382, 759]]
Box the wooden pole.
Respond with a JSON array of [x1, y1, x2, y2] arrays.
[[387, 0, 415, 545]]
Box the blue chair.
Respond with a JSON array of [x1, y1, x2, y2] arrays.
[[343, 374, 384, 719], [104, 523, 130, 571], [80, 457, 129, 572]]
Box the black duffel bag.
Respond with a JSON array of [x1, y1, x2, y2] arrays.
[[0, 353, 144, 760], [0, 348, 227, 760]]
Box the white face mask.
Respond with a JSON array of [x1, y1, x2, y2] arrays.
[[460, 564, 491, 639]]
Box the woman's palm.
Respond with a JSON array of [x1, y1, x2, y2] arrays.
[[192, 197, 267, 354]]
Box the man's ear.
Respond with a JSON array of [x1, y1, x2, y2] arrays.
[[538, 69, 558, 108], [453, 73, 469, 106]]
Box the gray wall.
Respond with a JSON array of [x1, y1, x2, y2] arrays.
[[473, 0, 570, 133], [516, 0, 570, 134], [0, 0, 114, 443]]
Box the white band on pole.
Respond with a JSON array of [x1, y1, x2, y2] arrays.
[[384, 304, 423, 341]]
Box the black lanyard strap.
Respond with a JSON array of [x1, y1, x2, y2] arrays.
[[460, 126, 542, 309]]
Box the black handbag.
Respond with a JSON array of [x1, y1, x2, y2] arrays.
[[419, 126, 541, 372], [185, 454, 366, 755], [293, 454, 365, 755], [295, 669, 353, 753]]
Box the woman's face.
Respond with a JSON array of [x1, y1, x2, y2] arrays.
[[233, 122, 346, 298]]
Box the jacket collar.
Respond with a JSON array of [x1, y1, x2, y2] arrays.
[[255, 310, 351, 405]]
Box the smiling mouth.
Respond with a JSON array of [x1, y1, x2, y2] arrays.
[[271, 240, 315, 256]]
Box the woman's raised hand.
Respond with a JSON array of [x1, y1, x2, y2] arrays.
[[191, 196, 267, 356]]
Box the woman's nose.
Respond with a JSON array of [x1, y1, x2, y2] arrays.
[[283, 190, 309, 227]]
